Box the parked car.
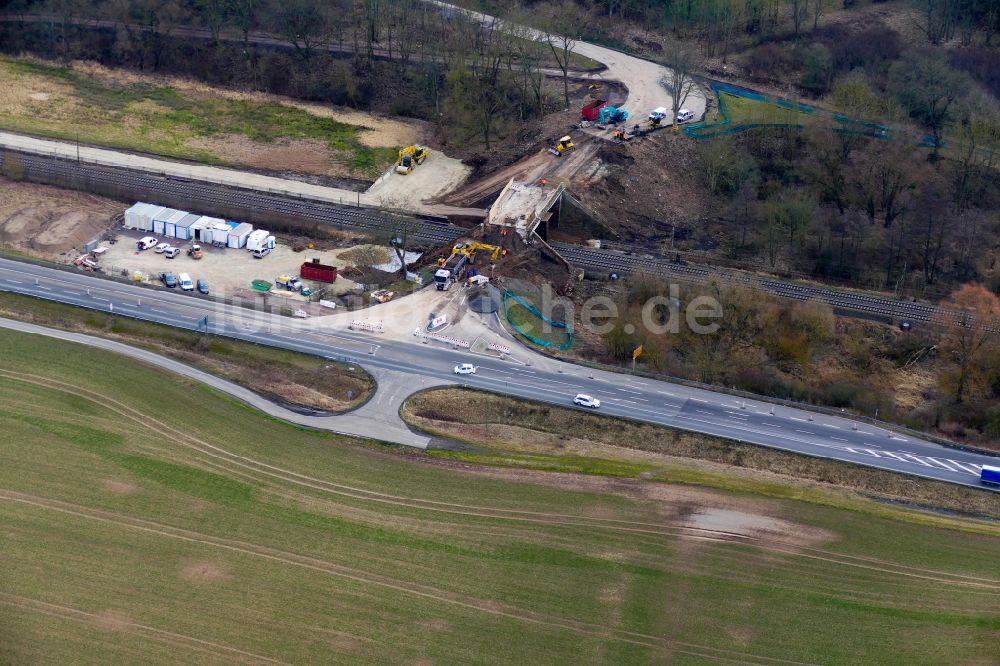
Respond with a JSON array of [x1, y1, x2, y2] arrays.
[[159, 272, 177, 288], [178, 272, 194, 291], [573, 394, 601, 408], [676, 109, 695, 122], [453, 363, 477, 375], [252, 247, 271, 259], [164, 247, 181, 259], [196, 278, 209, 294], [154, 242, 172, 254], [137, 236, 158, 251]]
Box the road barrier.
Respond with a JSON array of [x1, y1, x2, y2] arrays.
[[487, 341, 511, 355], [350, 320, 384, 333]]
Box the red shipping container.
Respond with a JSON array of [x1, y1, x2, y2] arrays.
[[581, 99, 608, 121], [300, 260, 337, 283]]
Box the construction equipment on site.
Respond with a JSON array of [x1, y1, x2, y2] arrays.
[[187, 244, 203, 259], [548, 135, 574, 157], [275, 275, 303, 292], [648, 107, 668, 126], [396, 145, 428, 175], [598, 106, 629, 125], [581, 99, 608, 122], [450, 241, 501, 264]]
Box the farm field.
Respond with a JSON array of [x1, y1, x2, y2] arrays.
[[1, 328, 999, 664]]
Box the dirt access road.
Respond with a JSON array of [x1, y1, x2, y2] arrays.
[[423, 0, 707, 120]]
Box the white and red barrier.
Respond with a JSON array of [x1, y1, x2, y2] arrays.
[[350, 320, 384, 333], [487, 341, 511, 355]]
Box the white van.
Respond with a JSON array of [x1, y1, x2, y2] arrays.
[[676, 109, 695, 122], [178, 273, 194, 291], [252, 247, 270, 259]]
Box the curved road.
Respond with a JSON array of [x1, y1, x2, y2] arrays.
[[424, 0, 707, 119], [0, 257, 996, 491]]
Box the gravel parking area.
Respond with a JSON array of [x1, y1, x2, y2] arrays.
[[100, 228, 360, 299]]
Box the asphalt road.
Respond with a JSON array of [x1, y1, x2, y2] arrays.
[[0, 257, 997, 492]]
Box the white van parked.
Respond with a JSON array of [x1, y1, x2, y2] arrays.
[[178, 273, 194, 291]]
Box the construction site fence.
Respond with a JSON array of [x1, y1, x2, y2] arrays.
[[684, 82, 935, 147], [502, 290, 573, 351]]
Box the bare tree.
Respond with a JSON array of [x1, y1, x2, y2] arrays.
[[541, 1, 581, 110], [661, 47, 699, 129], [934, 284, 1000, 402]]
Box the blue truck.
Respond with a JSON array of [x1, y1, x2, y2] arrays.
[[981, 465, 1000, 486]]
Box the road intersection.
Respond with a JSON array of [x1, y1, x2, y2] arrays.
[[1, 257, 996, 491]]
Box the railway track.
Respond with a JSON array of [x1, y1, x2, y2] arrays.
[[2, 147, 957, 324], [553, 243, 953, 324]]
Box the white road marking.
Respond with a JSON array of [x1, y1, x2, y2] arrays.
[[795, 429, 813, 434], [925, 457, 964, 473], [900, 454, 933, 467], [789, 417, 806, 422], [618, 388, 643, 395], [696, 409, 713, 415], [822, 423, 840, 429], [831, 437, 848, 442], [944, 460, 981, 475]]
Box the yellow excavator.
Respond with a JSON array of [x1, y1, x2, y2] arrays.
[[451, 241, 502, 264], [396, 145, 429, 174]]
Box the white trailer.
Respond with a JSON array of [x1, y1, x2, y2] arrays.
[[245, 229, 270, 252], [227, 222, 253, 249]]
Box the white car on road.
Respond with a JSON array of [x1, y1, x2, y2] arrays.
[[573, 394, 601, 408], [454, 363, 477, 375], [136, 236, 158, 251], [154, 242, 172, 254], [677, 109, 695, 122]]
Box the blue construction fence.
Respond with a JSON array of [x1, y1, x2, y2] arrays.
[[502, 290, 573, 351], [684, 82, 937, 147]]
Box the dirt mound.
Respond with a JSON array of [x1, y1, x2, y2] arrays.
[[31, 211, 108, 253]]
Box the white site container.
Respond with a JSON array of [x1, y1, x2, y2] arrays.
[[123, 202, 150, 229], [164, 209, 189, 239], [174, 213, 200, 241], [227, 222, 253, 249], [138, 204, 166, 232], [211, 222, 231, 246], [245, 229, 270, 252], [152, 208, 181, 236], [190, 216, 218, 243]]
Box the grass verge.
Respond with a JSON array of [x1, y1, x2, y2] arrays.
[[0, 290, 373, 411], [402, 387, 1000, 524]]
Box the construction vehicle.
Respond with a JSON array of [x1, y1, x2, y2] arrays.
[[450, 241, 501, 264], [187, 244, 203, 259], [275, 275, 303, 292], [435, 253, 468, 290], [648, 107, 668, 126], [598, 106, 629, 125], [396, 145, 428, 174], [548, 135, 574, 156]]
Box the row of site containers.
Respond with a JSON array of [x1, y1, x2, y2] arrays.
[[122, 202, 264, 249]]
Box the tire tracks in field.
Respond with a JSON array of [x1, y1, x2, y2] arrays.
[[0, 489, 810, 666], [3, 369, 999, 592], [0, 592, 291, 665]]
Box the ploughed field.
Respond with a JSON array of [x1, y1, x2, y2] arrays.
[[0, 328, 998, 664]]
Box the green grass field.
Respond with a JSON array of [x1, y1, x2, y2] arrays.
[[1, 328, 999, 664], [0, 58, 398, 178]]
